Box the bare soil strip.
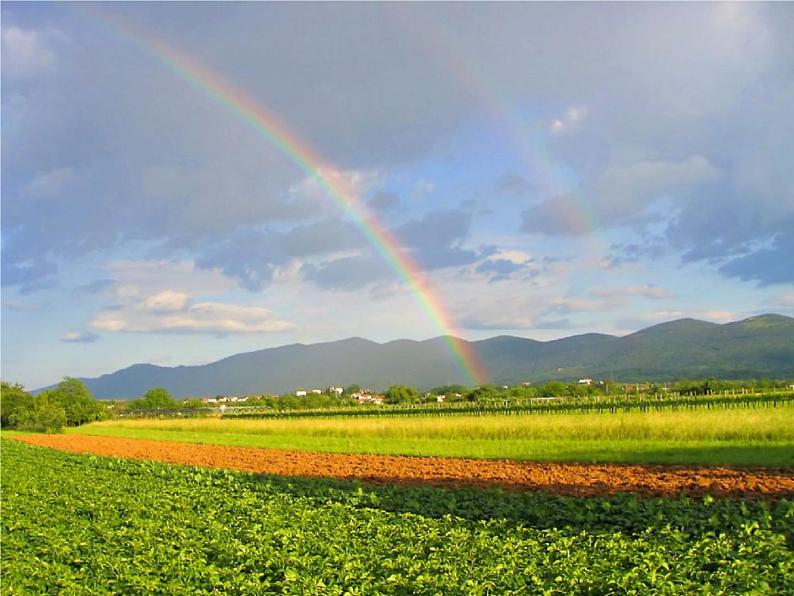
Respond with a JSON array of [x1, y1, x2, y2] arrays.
[[12, 434, 794, 499]]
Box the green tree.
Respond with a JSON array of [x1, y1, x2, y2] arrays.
[[1, 382, 66, 433], [43, 377, 104, 426], [465, 385, 505, 403], [429, 384, 467, 396], [130, 387, 178, 410], [384, 385, 420, 404], [1, 382, 33, 428], [538, 381, 568, 397]]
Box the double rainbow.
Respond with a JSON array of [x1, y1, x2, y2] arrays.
[[107, 19, 488, 386]]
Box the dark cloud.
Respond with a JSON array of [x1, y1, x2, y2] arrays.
[[281, 219, 360, 258], [73, 278, 116, 296], [521, 195, 591, 236], [368, 191, 400, 212], [476, 259, 528, 281], [303, 256, 391, 290], [607, 241, 667, 268], [395, 209, 485, 270], [3, 3, 793, 291], [1, 252, 58, 294], [191, 208, 489, 291], [719, 232, 794, 285], [494, 173, 532, 196], [195, 220, 363, 289], [195, 229, 289, 291], [397, 209, 471, 247]]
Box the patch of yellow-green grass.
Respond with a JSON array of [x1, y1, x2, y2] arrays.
[[70, 406, 794, 467]]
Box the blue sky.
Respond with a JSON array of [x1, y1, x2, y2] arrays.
[[3, 2, 793, 388]]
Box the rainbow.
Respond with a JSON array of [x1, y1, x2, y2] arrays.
[[388, 5, 603, 237], [101, 17, 488, 386]]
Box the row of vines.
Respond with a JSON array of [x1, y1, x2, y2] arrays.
[[218, 391, 794, 420]]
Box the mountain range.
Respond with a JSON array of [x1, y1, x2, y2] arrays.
[[52, 314, 794, 398]]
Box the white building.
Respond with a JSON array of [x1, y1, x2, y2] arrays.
[[295, 390, 307, 397]]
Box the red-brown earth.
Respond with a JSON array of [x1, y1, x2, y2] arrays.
[[13, 434, 794, 499]]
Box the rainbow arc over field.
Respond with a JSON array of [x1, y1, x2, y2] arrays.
[[106, 18, 488, 386]]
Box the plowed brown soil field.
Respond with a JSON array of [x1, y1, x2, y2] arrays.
[[13, 434, 794, 499]]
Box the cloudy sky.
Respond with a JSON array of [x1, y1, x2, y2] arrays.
[[3, 2, 793, 388]]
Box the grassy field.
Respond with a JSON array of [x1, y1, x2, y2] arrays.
[[73, 405, 794, 466]]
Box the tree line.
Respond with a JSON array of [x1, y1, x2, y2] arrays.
[[1, 378, 106, 433]]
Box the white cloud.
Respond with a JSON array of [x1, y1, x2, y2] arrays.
[[779, 293, 794, 308], [289, 167, 381, 205], [105, 260, 235, 297], [61, 330, 99, 343], [91, 297, 295, 335], [1, 25, 56, 77], [549, 106, 588, 135], [86, 261, 295, 335], [701, 310, 738, 323], [488, 250, 533, 265], [143, 290, 192, 313]]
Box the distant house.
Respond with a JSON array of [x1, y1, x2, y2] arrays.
[[295, 390, 307, 397], [352, 391, 384, 405], [436, 395, 446, 403], [329, 386, 344, 395], [578, 378, 594, 386], [310, 389, 322, 395]]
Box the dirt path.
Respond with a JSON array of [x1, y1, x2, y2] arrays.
[[12, 434, 794, 499]]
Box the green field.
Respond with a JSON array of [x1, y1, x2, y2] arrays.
[[73, 405, 794, 467], [2, 439, 792, 594]]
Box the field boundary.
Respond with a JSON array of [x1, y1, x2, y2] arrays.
[[218, 391, 794, 420]]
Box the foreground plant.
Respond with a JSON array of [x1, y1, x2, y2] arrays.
[[2, 439, 792, 594]]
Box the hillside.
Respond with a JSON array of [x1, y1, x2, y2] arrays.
[[52, 314, 794, 398]]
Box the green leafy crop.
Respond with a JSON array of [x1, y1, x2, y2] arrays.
[[2, 439, 792, 594]]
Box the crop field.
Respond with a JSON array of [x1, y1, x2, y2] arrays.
[[2, 439, 793, 594], [73, 405, 794, 466], [4, 403, 794, 592]]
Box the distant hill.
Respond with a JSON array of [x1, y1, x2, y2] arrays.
[[48, 314, 794, 398]]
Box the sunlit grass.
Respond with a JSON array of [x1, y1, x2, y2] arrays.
[[70, 406, 794, 467], [83, 407, 794, 441]]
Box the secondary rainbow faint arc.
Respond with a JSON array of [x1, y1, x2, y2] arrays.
[[109, 20, 488, 386], [388, 4, 603, 238]]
